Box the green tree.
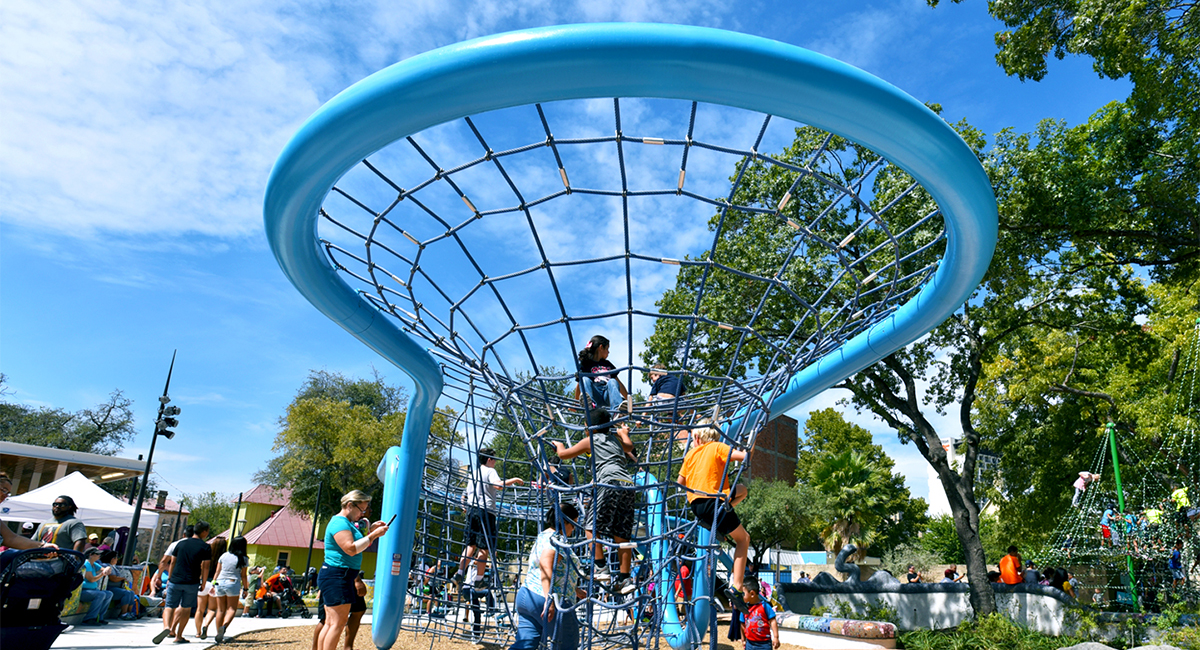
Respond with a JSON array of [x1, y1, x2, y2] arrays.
[[737, 478, 828, 563], [1, 377, 142, 497], [797, 408, 929, 556], [808, 450, 892, 558], [256, 369, 461, 517], [935, 0, 1199, 282], [0, 382, 136, 456], [182, 491, 235, 533]]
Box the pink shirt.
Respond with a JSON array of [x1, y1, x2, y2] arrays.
[[1073, 472, 1095, 491]]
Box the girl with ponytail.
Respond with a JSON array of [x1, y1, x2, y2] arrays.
[[574, 335, 629, 413]]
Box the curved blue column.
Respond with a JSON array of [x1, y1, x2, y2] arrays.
[[264, 23, 997, 650]]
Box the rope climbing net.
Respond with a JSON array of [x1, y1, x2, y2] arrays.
[[263, 24, 999, 650], [317, 97, 946, 647], [1036, 321, 1200, 611]]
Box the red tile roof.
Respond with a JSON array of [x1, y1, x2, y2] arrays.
[[235, 485, 291, 507], [241, 505, 324, 550]]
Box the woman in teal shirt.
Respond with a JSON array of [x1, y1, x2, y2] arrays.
[[317, 490, 389, 650]]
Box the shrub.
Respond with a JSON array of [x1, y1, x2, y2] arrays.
[[898, 614, 1083, 650]]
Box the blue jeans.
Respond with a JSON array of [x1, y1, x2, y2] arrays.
[[509, 587, 578, 650], [80, 587, 113, 622], [580, 377, 623, 412]]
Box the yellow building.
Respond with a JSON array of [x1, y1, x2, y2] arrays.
[[218, 485, 378, 578]]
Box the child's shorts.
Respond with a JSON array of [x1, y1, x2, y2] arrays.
[[690, 497, 741, 537], [1100, 524, 1111, 539], [745, 640, 773, 650]]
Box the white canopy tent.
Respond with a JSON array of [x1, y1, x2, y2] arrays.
[[0, 470, 158, 529]]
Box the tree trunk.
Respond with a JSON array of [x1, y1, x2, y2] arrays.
[[937, 465, 996, 615], [846, 347, 997, 617]]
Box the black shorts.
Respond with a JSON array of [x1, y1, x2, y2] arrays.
[[318, 566, 359, 608], [465, 508, 497, 549], [690, 497, 741, 537], [585, 486, 636, 541]]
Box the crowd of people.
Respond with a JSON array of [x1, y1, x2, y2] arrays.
[[415, 335, 761, 650]]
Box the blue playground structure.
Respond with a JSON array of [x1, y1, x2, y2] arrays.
[[264, 23, 997, 650]]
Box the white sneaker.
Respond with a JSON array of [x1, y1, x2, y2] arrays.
[[591, 566, 612, 582]]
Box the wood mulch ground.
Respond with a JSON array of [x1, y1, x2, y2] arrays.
[[228, 624, 813, 650]]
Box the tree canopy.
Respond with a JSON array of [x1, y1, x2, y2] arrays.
[[797, 409, 929, 557], [737, 478, 829, 562], [256, 369, 461, 516]]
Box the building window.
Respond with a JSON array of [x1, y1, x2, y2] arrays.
[[277, 551, 289, 568]]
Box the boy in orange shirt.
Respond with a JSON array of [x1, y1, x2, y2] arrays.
[[998, 546, 1023, 585], [677, 419, 752, 613]]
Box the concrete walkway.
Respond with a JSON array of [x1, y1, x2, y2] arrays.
[[50, 614, 346, 649]]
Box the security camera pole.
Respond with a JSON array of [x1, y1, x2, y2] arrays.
[[122, 350, 182, 565]]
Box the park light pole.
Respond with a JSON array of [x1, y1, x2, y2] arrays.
[[122, 351, 181, 565]]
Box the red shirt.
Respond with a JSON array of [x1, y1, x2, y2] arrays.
[[743, 601, 775, 642]]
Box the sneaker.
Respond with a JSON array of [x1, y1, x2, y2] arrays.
[[153, 629, 173, 644], [591, 566, 612, 583], [724, 586, 750, 614], [120, 612, 137, 621], [451, 570, 465, 590], [613, 576, 637, 595]]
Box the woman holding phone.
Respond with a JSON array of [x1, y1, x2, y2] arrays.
[[317, 490, 389, 650]]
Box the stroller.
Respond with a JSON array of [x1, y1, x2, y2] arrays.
[[0, 548, 85, 650], [276, 573, 311, 619], [251, 572, 311, 618]]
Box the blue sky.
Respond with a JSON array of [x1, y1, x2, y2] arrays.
[[1, 0, 1131, 508]]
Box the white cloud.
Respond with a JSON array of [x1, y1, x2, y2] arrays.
[[802, 0, 926, 71], [0, 0, 736, 242]]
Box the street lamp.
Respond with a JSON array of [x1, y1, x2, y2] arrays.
[[122, 351, 181, 566]]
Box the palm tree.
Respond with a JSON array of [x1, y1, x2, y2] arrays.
[[809, 449, 888, 560]]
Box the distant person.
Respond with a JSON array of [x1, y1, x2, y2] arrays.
[[153, 520, 212, 645], [999, 546, 1022, 585], [99, 536, 115, 552], [317, 490, 389, 650], [905, 565, 920, 583], [1023, 560, 1039, 584], [80, 547, 115, 625], [212, 536, 250, 643], [34, 495, 88, 551], [1071, 471, 1100, 507], [0, 472, 55, 551], [255, 567, 287, 617], [1169, 539, 1186, 590], [945, 564, 964, 582], [194, 536, 226, 639], [99, 550, 139, 620], [795, 571, 811, 583], [678, 418, 753, 613], [941, 568, 957, 583], [451, 448, 524, 590], [1101, 504, 1124, 547]]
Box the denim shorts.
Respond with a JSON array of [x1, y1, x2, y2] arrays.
[[214, 579, 242, 597]]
